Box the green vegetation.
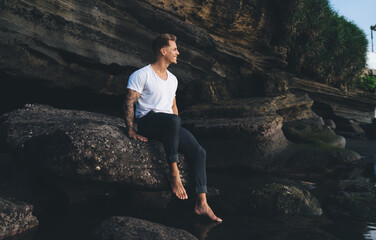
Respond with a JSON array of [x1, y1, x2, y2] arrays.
[[287, 0, 368, 90], [357, 74, 376, 93]]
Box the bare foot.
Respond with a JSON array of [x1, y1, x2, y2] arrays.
[[194, 202, 222, 222], [168, 173, 188, 200]]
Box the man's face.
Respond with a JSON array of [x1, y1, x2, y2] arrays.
[[162, 40, 179, 64]]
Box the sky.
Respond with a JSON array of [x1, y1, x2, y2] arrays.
[[329, 0, 375, 53]]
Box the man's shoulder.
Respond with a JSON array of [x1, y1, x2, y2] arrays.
[[130, 65, 151, 80], [167, 69, 178, 81]]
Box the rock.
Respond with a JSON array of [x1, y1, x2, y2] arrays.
[[324, 119, 336, 130], [361, 120, 376, 140], [0, 104, 190, 191], [0, 197, 39, 239], [325, 191, 376, 221], [281, 144, 361, 173], [290, 77, 376, 124], [181, 93, 323, 170], [282, 118, 346, 148], [181, 92, 358, 173], [0, 0, 295, 109], [250, 183, 323, 216], [93, 216, 198, 240], [339, 178, 372, 192]]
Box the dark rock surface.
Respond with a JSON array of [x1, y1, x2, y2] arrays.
[[0, 197, 39, 239], [281, 144, 360, 174], [290, 77, 376, 124], [0, 104, 189, 190], [325, 191, 376, 221], [282, 118, 346, 148], [361, 119, 376, 140], [93, 216, 198, 240], [250, 183, 323, 216], [181, 93, 360, 172], [0, 0, 295, 109], [181, 93, 313, 170]]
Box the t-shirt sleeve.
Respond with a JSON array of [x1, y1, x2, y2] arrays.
[[127, 70, 146, 94]]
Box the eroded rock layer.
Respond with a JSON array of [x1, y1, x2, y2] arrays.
[[0, 0, 294, 108]]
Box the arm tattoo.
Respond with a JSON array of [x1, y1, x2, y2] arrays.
[[124, 89, 140, 130]]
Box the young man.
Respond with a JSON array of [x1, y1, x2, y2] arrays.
[[124, 33, 222, 222]]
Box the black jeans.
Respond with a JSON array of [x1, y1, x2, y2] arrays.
[[137, 111, 207, 194]]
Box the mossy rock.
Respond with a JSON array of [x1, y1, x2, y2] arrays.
[[278, 143, 360, 174], [283, 121, 345, 148], [250, 183, 322, 216]]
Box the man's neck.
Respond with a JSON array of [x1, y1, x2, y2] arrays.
[[151, 60, 169, 74]]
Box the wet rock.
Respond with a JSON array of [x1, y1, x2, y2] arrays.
[[282, 118, 346, 148], [339, 178, 372, 192], [93, 216, 198, 240], [325, 191, 376, 221], [181, 93, 316, 171], [324, 119, 336, 130], [250, 183, 323, 216], [281, 144, 361, 173], [0, 197, 39, 239], [361, 119, 376, 140], [0, 104, 190, 190]]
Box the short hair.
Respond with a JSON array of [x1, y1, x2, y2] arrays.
[[151, 33, 177, 55]]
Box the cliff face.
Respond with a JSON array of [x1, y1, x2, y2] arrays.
[[0, 0, 294, 110]]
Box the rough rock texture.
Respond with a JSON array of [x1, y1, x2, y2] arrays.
[[281, 144, 361, 174], [325, 191, 376, 221], [93, 216, 198, 240], [282, 118, 346, 148], [0, 0, 296, 108], [0, 104, 189, 190], [181, 93, 343, 171], [250, 183, 323, 216], [289, 77, 376, 124], [0, 197, 39, 239], [182, 94, 352, 171]]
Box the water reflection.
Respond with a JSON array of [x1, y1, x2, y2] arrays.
[[364, 222, 376, 240]]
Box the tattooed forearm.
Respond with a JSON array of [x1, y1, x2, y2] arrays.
[[124, 89, 140, 131]]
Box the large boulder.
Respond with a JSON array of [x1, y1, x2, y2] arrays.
[[250, 183, 323, 216], [93, 216, 198, 240], [0, 197, 39, 239], [325, 191, 376, 221], [181, 94, 297, 170], [282, 118, 346, 148], [181, 93, 360, 172], [0, 104, 189, 190], [280, 144, 361, 174]]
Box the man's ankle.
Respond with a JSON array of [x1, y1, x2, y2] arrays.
[[169, 162, 180, 176]]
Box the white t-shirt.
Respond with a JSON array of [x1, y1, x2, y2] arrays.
[[127, 64, 178, 118]]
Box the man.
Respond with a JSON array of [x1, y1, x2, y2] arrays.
[[124, 33, 222, 222]]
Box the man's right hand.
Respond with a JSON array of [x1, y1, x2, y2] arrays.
[[128, 130, 148, 142]]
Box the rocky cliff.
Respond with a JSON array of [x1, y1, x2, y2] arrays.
[[0, 0, 296, 113]]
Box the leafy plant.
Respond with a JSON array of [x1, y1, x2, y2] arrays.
[[357, 75, 376, 93], [286, 0, 368, 90]]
